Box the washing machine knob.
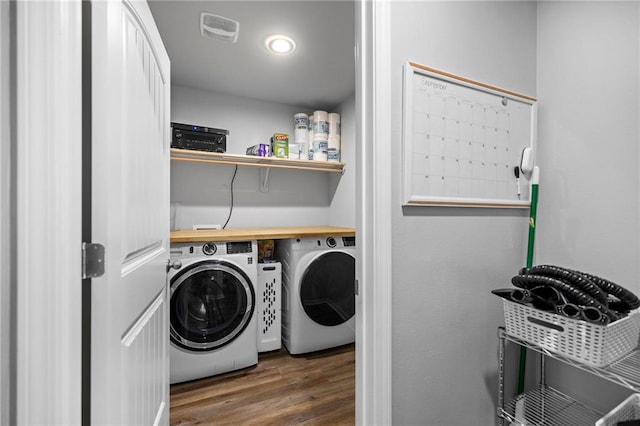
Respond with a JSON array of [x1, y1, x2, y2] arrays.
[[166, 259, 182, 272], [202, 242, 217, 256], [326, 237, 337, 248]]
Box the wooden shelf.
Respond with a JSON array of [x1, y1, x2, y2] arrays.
[[170, 148, 345, 174], [170, 226, 356, 243]]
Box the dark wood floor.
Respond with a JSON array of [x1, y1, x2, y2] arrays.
[[170, 344, 355, 425]]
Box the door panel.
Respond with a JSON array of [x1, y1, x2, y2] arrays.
[[91, 0, 170, 424], [121, 289, 168, 425], [120, 1, 168, 331]]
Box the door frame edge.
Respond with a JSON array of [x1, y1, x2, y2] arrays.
[[15, 1, 83, 424], [355, 0, 393, 424]]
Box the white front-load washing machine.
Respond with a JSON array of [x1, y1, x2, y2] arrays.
[[168, 240, 258, 384], [276, 235, 356, 355]]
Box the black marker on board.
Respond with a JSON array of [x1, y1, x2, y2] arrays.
[[514, 166, 521, 199]]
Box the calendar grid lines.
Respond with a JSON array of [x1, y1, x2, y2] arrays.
[[403, 62, 536, 207]]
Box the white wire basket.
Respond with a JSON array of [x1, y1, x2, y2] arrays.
[[503, 299, 640, 367], [596, 393, 640, 426]]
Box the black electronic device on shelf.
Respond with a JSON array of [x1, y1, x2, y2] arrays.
[[171, 122, 228, 153]]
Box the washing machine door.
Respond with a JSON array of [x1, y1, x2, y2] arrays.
[[170, 260, 255, 351], [300, 251, 355, 326]]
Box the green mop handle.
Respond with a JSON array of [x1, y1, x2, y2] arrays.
[[517, 166, 540, 394], [526, 167, 539, 269]]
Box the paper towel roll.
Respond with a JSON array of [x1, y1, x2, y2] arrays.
[[295, 128, 308, 143], [298, 139, 308, 158], [328, 113, 341, 136], [312, 139, 328, 161], [313, 110, 329, 138], [327, 136, 340, 162], [294, 113, 309, 130], [328, 135, 340, 150], [294, 113, 309, 143], [307, 118, 314, 160], [313, 151, 328, 161]]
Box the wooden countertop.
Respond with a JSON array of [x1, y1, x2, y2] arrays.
[[170, 226, 356, 243]]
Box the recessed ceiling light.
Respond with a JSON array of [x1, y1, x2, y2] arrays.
[[264, 35, 296, 55]]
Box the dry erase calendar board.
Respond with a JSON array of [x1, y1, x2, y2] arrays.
[[402, 62, 537, 208]]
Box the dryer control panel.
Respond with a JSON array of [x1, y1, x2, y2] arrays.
[[284, 236, 356, 252]]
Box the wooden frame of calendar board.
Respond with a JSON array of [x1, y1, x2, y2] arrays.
[[402, 61, 537, 208]]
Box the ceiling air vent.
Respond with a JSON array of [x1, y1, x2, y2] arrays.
[[200, 12, 239, 43]]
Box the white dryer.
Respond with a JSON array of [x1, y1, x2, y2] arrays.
[[276, 236, 356, 355], [168, 240, 258, 384]]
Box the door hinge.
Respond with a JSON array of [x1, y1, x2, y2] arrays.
[[354, 279, 359, 296], [82, 242, 105, 279]]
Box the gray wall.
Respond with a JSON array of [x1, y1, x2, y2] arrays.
[[388, 2, 537, 424], [0, 1, 12, 423], [329, 94, 356, 228], [535, 1, 640, 414], [388, 1, 640, 423], [170, 85, 355, 230]]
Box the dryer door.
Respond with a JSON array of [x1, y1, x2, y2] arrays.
[[300, 251, 355, 326], [170, 260, 255, 351]]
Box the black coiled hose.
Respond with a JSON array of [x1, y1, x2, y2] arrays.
[[494, 264, 640, 324], [520, 265, 607, 304], [576, 270, 640, 310], [511, 274, 622, 322], [608, 298, 632, 314]]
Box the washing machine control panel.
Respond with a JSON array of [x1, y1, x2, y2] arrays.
[[226, 241, 253, 254], [202, 242, 217, 256], [170, 241, 256, 259]]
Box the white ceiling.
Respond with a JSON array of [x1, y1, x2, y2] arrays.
[[148, 0, 356, 111]]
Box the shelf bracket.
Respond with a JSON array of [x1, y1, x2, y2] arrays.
[[259, 168, 270, 193]]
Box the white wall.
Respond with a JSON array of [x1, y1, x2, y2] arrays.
[[535, 1, 640, 413], [170, 85, 355, 230], [388, 2, 537, 424]]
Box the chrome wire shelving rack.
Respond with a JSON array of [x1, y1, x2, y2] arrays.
[[497, 327, 640, 425], [500, 385, 602, 425]]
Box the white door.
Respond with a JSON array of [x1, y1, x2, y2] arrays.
[[90, 0, 171, 424]]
